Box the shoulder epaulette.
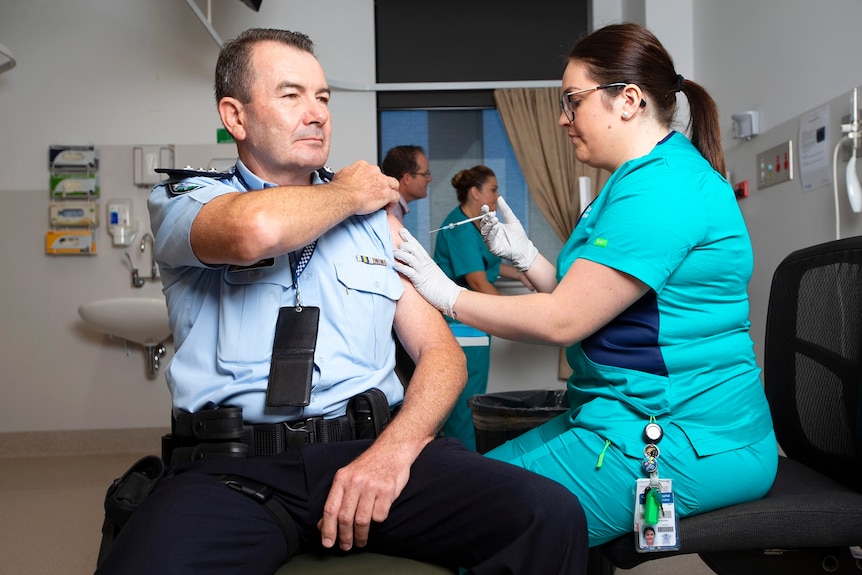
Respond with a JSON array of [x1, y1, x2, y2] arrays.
[[155, 166, 234, 184], [155, 166, 235, 196]]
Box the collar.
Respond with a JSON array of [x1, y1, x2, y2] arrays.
[[234, 159, 327, 190]]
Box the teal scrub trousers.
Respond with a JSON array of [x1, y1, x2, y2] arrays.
[[485, 413, 778, 546], [444, 338, 490, 451]]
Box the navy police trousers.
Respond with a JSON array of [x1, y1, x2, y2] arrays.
[[95, 437, 587, 574]]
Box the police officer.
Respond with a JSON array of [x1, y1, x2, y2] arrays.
[[95, 28, 587, 575]]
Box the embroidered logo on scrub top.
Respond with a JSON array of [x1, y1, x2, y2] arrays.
[[593, 237, 609, 248], [356, 255, 388, 266]]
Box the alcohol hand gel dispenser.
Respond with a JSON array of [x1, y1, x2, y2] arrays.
[[107, 200, 138, 246]]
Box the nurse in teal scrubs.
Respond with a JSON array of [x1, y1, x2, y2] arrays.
[[433, 165, 531, 450], [394, 23, 778, 546]]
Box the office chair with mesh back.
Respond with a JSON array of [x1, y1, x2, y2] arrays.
[[590, 236, 862, 575]]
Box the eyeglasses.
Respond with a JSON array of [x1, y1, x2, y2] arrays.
[[559, 82, 628, 122], [409, 171, 432, 178]]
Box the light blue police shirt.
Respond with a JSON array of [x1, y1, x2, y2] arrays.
[[148, 161, 405, 423]]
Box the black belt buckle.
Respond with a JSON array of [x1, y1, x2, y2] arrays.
[[282, 419, 315, 447], [250, 414, 354, 455]]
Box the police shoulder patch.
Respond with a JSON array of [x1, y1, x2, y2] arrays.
[[169, 182, 203, 194]]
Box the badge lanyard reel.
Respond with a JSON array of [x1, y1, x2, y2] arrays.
[[634, 417, 679, 552], [266, 242, 320, 407]]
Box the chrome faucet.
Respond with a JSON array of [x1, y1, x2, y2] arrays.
[[140, 232, 158, 280], [125, 252, 145, 288]]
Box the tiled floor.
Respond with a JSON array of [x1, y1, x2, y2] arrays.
[[0, 452, 149, 575], [0, 452, 714, 575]]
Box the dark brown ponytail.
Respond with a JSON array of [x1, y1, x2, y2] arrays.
[[569, 23, 725, 175]]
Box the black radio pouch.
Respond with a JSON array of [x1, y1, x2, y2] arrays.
[[348, 387, 392, 439], [97, 455, 165, 568]]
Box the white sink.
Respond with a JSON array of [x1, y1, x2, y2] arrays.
[[78, 297, 171, 346]]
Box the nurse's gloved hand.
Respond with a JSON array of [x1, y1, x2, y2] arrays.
[[393, 229, 465, 318], [480, 196, 538, 272]]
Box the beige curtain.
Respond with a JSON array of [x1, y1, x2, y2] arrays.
[[496, 88, 610, 381], [494, 88, 609, 242]]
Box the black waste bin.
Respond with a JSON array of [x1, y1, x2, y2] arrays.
[[467, 389, 569, 454]]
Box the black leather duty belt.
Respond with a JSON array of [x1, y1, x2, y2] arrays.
[[163, 407, 357, 464]]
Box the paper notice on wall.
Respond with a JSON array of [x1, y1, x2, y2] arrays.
[[798, 104, 832, 192]]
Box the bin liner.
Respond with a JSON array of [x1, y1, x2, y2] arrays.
[[467, 389, 569, 454]]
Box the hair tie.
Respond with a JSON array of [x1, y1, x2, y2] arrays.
[[675, 74, 685, 93]]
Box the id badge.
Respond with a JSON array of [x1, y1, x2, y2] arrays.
[[266, 306, 319, 407], [633, 477, 679, 553]]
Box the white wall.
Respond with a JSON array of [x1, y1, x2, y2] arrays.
[[0, 0, 377, 191], [695, 0, 862, 148], [0, 0, 379, 433], [691, 1, 862, 363], [2, 0, 860, 433]]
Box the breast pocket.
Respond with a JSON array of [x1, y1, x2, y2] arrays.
[[333, 260, 403, 363], [218, 262, 292, 366]]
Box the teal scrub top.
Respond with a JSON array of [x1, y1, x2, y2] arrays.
[[559, 132, 773, 458]]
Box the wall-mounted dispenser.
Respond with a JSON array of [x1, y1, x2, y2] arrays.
[[46, 145, 99, 256], [50, 201, 99, 227], [133, 145, 175, 187], [45, 229, 96, 255], [732, 111, 761, 140], [106, 199, 138, 247]]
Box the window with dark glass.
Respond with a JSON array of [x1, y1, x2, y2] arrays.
[[376, 0, 588, 260]]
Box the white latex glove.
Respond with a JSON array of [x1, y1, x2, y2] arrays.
[[393, 229, 465, 318], [479, 196, 538, 272]]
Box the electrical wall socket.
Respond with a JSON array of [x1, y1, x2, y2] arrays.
[[757, 140, 793, 190]]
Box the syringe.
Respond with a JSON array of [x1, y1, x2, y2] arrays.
[[429, 214, 484, 234]]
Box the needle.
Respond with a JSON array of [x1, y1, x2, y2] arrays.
[[429, 214, 484, 234]]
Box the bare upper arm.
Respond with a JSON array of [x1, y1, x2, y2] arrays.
[[388, 215, 460, 362]]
